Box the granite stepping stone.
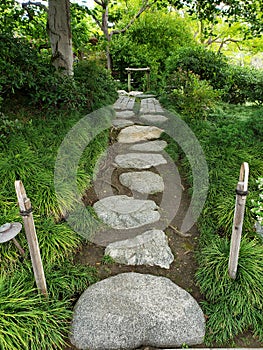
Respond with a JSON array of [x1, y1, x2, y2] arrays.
[[140, 114, 168, 124], [112, 119, 134, 128], [117, 125, 163, 143], [115, 110, 135, 119], [93, 195, 160, 229], [115, 153, 167, 169], [119, 171, 164, 194], [70, 273, 206, 350], [105, 230, 174, 269], [129, 140, 167, 152]]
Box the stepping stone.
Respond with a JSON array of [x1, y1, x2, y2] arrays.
[[119, 171, 164, 194], [115, 153, 167, 169], [114, 96, 135, 111], [117, 125, 163, 143], [140, 114, 168, 124], [140, 97, 164, 114], [70, 273, 206, 350], [105, 230, 174, 269], [115, 110, 135, 119], [93, 195, 160, 229], [129, 140, 167, 152], [112, 119, 134, 128]]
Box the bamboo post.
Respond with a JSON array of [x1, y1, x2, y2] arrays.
[[15, 180, 47, 296], [146, 68, 150, 91], [228, 162, 249, 280], [127, 69, 131, 92]]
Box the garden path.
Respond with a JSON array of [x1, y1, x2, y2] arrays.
[[69, 92, 206, 350]]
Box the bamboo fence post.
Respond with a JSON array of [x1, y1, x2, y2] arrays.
[[228, 162, 249, 280], [15, 180, 47, 297]]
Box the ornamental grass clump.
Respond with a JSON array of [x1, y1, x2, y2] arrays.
[[196, 236, 263, 345]]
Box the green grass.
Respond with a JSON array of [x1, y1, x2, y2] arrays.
[[161, 98, 263, 345], [0, 81, 116, 348]]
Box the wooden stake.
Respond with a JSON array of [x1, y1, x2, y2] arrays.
[[15, 180, 47, 297], [228, 162, 249, 280]]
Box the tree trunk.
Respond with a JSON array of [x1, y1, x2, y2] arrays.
[[48, 0, 73, 75]]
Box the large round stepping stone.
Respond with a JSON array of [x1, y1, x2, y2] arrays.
[[70, 273, 206, 350], [117, 125, 163, 143], [119, 171, 164, 194], [105, 230, 174, 269], [140, 114, 168, 124], [93, 195, 160, 229], [115, 153, 167, 169], [129, 140, 167, 152], [112, 119, 134, 128], [115, 110, 135, 119]]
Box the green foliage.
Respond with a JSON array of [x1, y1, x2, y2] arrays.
[[0, 271, 71, 350], [165, 46, 228, 90], [0, 33, 117, 113], [196, 236, 263, 345], [45, 261, 98, 300], [111, 11, 195, 90], [224, 64, 263, 104], [101, 255, 115, 265], [164, 69, 220, 120]]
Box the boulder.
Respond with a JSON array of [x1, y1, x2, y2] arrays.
[[117, 125, 163, 143], [93, 195, 160, 229], [105, 230, 174, 268], [70, 273, 206, 350], [115, 153, 167, 169], [119, 171, 164, 194]]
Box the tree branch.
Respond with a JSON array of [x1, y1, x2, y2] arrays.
[[109, 0, 157, 37]]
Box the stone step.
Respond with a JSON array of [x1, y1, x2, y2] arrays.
[[117, 125, 163, 143], [140, 97, 164, 114], [93, 195, 160, 229], [140, 114, 168, 124], [119, 171, 164, 194], [105, 229, 174, 269], [114, 153, 167, 169], [129, 140, 167, 152], [112, 119, 134, 129], [114, 96, 135, 111]]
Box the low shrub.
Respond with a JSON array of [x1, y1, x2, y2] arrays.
[[165, 46, 228, 90], [164, 69, 220, 120], [224, 65, 263, 104]]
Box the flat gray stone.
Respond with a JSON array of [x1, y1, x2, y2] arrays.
[[115, 153, 167, 169], [129, 91, 143, 96], [119, 171, 164, 194], [105, 230, 174, 269], [140, 114, 168, 124], [93, 195, 160, 229], [115, 110, 135, 119], [70, 273, 206, 350], [129, 140, 167, 152], [112, 119, 134, 128], [117, 125, 163, 143]]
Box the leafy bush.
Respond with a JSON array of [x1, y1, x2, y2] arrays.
[[111, 11, 195, 90], [196, 236, 263, 345], [0, 34, 117, 112], [164, 69, 220, 120], [224, 65, 263, 104], [165, 46, 228, 90]]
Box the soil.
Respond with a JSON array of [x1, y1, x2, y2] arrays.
[[65, 128, 263, 349]]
